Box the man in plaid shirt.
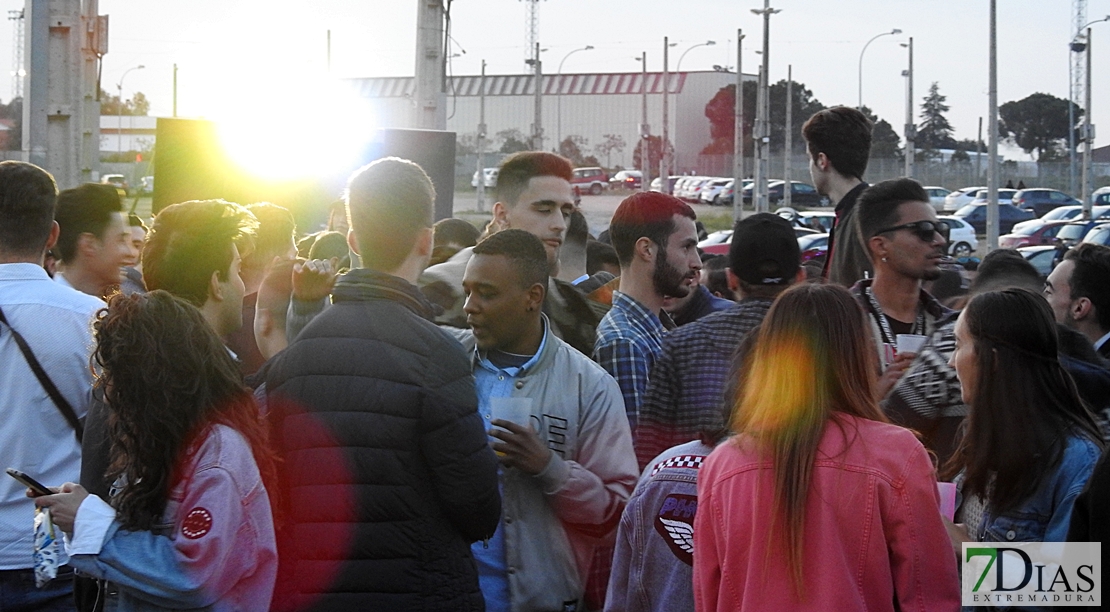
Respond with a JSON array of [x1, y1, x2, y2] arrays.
[[588, 191, 700, 610], [637, 213, 803, 468]]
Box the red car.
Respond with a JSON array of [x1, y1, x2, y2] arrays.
[[998, 220, 1070, 249]]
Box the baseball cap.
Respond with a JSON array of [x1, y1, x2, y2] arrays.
[[729, 213, 801, 285]]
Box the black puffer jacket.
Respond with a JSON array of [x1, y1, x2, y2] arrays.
[[264, 268, 501, 612]]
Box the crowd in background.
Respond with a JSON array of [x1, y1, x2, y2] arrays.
[[0, 104, 1108, 612]]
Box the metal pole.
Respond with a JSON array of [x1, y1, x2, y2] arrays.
[[858, 30, 901, 109], [759, 0, 771, 213], [1082, 28, 1093, 217], [976, 116, 983, 180], [117, 65, 145, 159], [556, 45, 593, 152], [754, 64, 765, 212], [987, 0, 999, 251], [673, 40, 715, 174], [532, 42, 543, 150], [784, 64, 792, 208], [904, 37, 915, 178], [661, 37, 669, 192], [733, 29, 744, 221], [1070, 53, 1077, 197], [477, 60, 486, 213], [640, 51, 650, 191]]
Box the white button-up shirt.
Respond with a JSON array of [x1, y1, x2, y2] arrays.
[[0, 263, 103, 569]]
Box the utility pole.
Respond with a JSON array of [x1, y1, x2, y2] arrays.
[[24, 0, 103, 188], [751, 0, 780, 213], [640, 51, 650, 191], [784, 65, 792, 208], [661, 37, 669, 193], [754, 64, 766, 212], [976, 116, 983, 180], [476, 60, 487, 213], [413, 0, 446, 130], [531, 42, 543, 150], [1082, 28, 1093, 218], [732, 28, 744, 221], [903, 37, 915, 178], [987, 0, 999, 251]]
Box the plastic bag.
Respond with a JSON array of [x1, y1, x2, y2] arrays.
[[33, 506, 60, 587]]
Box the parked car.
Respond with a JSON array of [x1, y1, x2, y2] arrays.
[[923, 186, 951, 211], [969, 188, 1017, 207], [998, 220, 1071, 249], [1011, 188, 1081, 217], [1054, 216, 1110, 248], [797, 211, 835, 233], [937, 215, 979, 257], [1018, 245, 1062, 279], [649, 175, 679, 193], [797, 232, 829, 263], [943, 186, 986, 212], [1011, 204, 1110, 233], [611, 170, 642, 190], [571, 167, 608, 195], [697, 226, 817, 256], [682, 177, 716, 202], [716, 179, 752, 206], [1093, 186, 1110, 205], [471, 167, 498, 188], [101, 173, 129, 197], [700, 178, 733, 204], [139, 175, 154, 195], [742, 180, 824, 206], [952, 202, 1035, 234], [1080, 222, 1110, 247]]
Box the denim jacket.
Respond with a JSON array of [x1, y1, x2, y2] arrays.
[[970, 435, 1101, 543], [66, 425, 277, 612], [605, 440, 715, 612]]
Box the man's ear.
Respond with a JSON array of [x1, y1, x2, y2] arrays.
[[725, 268, 740, 292], [868, 235, 887, 263], [815, 151, 830, 172], [527, 281, 546, 311], [346, 229, 361, 256], [1071, 297, 1094, 322], [77, 232, 100, 258], [44, 221, 60, 251], [255, 307, 274, 336], [634, 236, 655, 264], [491, 201, 511, 230], [415, 226, 433, 258], [794, 267, 807, 283], [209, 269, 225, 303]]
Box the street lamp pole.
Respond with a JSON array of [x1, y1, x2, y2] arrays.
[[1073, 16, 1109, 217], [751, 0, 780, 213], [733, 29, 744, 222], [556, 45, 593, 149], [857, 29, 901, 109], [637, 53, 651, 191], [117, 64, 145, 158], [672, 40, 715, 173], [902, 37, 914, 178]]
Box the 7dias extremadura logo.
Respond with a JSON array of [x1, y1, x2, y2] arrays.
[[962, 543, 1101, 606]]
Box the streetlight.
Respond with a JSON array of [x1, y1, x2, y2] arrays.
[[1069, 15, 1109, 200], [751, 1, 781, 213], [1074, 16, 1110, 216], [857, 29, 901, 109], [672, 40, 715, 172], [901, 38, 914, 178], [556, 45, 594, 149], [117, 64, 145, 158]]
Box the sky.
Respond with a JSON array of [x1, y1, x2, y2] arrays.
[[2, 0, 1107, 162]]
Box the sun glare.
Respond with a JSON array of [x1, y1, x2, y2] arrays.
[[215, 75, 377, 182]]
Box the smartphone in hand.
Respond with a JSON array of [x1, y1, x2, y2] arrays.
[[5, 468, 53, 497]]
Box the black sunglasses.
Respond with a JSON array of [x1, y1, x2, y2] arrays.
[[874, 220, 949, 243]]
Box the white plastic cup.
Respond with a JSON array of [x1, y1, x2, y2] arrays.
[[937, 482, 957, 521], [896, 333, 928, 355]]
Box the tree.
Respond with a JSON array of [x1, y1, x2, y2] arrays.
[[860, 106, 902, 159], [767, 79, 826, 153], [701, 81, 756, 156], [999, 92, 1082, 162], [99, 89, 150, 116], [632, 135, 673, 174], [594, 133, 626, 168], [456, 133, 478, 155], [496, 128, 530, 154], [917, 82, 956, 151], [558, 135, 589, 166], [0, 97, 22, 150]]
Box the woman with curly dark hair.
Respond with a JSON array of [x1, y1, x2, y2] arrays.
[[36, 290, 278, 611]]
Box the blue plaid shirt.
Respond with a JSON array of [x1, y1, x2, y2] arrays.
[[593, 291, 667, 432], [636, 297, 774, 468]]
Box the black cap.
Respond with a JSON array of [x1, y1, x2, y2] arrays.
[[729, 213, 801, 285]]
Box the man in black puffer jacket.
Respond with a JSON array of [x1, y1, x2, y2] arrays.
[[264, 157, 502, 612]]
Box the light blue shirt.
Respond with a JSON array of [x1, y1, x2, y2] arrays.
[[469, 323, 547, 612], [0, 263, 102, 569]]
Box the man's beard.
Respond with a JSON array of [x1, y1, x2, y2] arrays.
[[653, 252, 691, 298]]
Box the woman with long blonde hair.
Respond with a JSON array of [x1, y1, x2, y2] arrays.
[[693, 283, 959, 611]]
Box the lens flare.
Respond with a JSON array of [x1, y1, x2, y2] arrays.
[[736, 332, 826, 434]]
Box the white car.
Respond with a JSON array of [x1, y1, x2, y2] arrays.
[[923, 186, 951, 211], [700, 178, 733, 204], [938, 215, 978, 258], [969, 188, 1017, 207], [1011, 205, 1110, 234], [471, 167, 498, 188], [944, 186, 986, 212]]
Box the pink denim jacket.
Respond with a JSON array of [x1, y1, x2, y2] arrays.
[[693, 414, 960, 612]]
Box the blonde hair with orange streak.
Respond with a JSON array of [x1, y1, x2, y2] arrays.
[[729, 283, 885, 597]]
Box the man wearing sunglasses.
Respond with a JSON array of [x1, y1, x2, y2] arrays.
[[853, 178, 957, 402]]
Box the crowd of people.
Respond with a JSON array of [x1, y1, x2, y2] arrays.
[[1, 104, 1108, 612]]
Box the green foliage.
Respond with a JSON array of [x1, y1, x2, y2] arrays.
[[0, 97, 22, 150], [632, 135, 673, 173], [860, 106, 902, 159], [767, 79, 826, 153], [558, 135, 589, 166], [497, 128, 530, 154], [100, 89, 150, 116], [702, 81, 756, 156], [918, 82, 956, 151], [999, 92, 1083, 162], [594, 133, 626, 168]]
